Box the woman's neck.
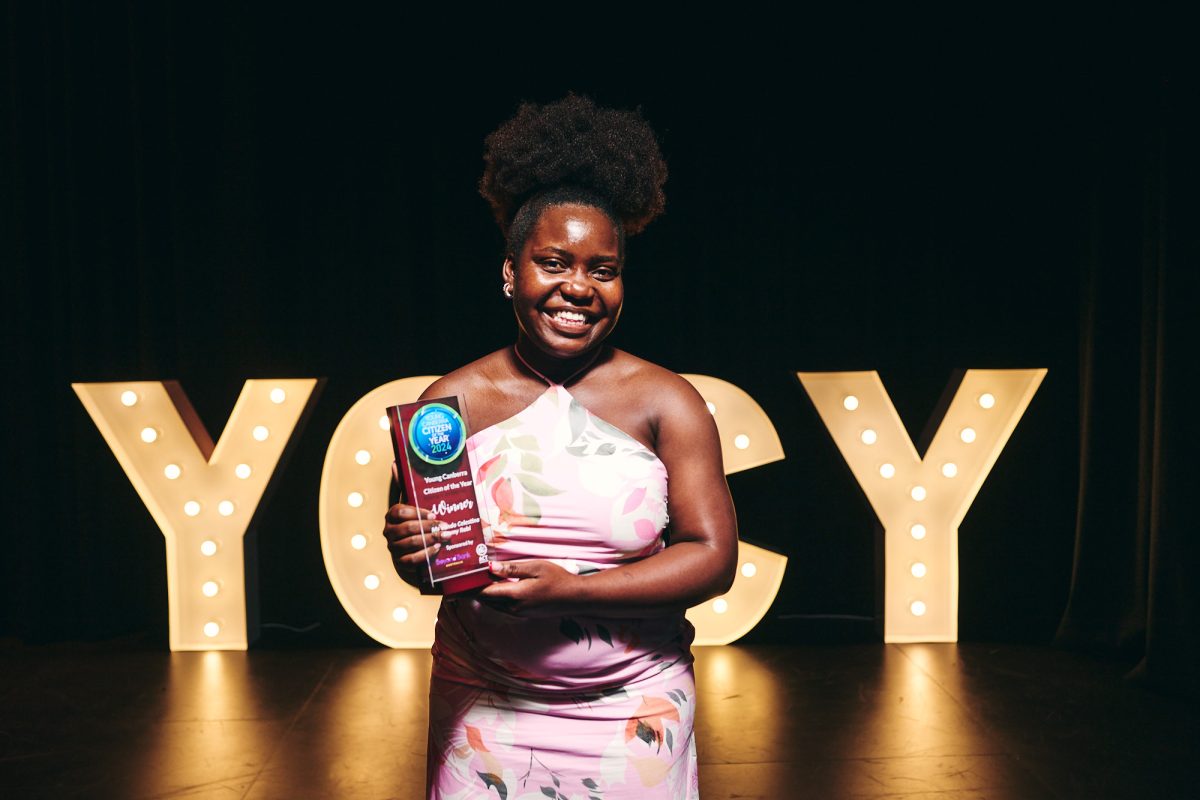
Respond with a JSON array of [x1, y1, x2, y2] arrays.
[[512, 336, 605, 387]]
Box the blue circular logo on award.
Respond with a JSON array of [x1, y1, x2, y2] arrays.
[[408, 403, 466, 466]]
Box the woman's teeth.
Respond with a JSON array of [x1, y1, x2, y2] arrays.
[[552, 310, 589, 325]]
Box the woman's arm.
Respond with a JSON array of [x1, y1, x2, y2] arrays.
[[479, 371, 739, 618]]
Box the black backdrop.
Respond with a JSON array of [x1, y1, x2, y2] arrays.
[[4, 4, 1194, 695]]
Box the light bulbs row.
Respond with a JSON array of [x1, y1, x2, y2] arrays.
[[140, 425, 271, 443], [842, 392, 997, 413], [120, 387, 288, 408], [876, 463, 960, 484], [182, 500, 237, 517], [859, 427, 978, 446], [161, 462, 254, 480]]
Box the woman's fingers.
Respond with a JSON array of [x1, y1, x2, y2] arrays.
[[382, 502, 441, 583], [385, 503, 436, 525]]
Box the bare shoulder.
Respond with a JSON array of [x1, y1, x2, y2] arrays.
[[605, 349, 710, 421], [418, 348, 510, 401]]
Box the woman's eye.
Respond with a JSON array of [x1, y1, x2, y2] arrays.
[[540, 260, 565, 271], [592, 267, 619, 280]]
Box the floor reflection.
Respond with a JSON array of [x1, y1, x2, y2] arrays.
[[2, 641, 1194, 798]]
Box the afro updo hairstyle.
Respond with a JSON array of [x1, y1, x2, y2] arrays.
[[479, 92, 668, 263]]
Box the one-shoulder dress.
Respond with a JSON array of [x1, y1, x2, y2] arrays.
[[426, 380, 699, 799]]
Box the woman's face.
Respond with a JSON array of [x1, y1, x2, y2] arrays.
[[503, 203, 624, 362]]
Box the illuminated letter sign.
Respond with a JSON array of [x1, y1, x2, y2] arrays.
[[797, 369, 1045, 643], [72, 379, 319, 650], [679, 375, 789, 645], [318, 375, 790, 648], [318, 377, 445, 648]]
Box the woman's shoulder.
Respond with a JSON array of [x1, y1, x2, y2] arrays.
[[603, 349, 708, 416], [418, 347, 512, 401]]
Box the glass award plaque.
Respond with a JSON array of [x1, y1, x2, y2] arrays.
[[386, 395, 493, 595]]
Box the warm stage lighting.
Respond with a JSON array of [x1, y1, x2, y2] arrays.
[[798, 369, 1045, 642], [73, 379, 319, 650]]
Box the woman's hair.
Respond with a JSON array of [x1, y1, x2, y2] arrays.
[[479, 92, 668, 260]]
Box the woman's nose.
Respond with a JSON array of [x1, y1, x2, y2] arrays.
[[560, 268, 593, 300]]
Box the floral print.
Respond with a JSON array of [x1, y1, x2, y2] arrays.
[[427, 384, 699, 799]]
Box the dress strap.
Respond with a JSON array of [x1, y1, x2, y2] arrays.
[[512, 343, 603, 387]]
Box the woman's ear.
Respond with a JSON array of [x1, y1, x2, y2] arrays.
[[501, 254, 515, 286]]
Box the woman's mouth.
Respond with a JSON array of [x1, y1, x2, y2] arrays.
[[544, 308, 595, 333]]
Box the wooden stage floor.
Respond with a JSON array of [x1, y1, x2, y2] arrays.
[[1, 640, 1196, 799]]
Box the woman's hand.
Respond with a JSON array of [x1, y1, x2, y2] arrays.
[[474, 560, 581, 617], [382, 462, 442, 594]]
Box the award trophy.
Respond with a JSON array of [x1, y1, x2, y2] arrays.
[[386, 396, 493, 594]]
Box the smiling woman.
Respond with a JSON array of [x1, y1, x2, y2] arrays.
[[382, 93, 739, 799]]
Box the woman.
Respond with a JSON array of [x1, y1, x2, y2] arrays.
[[383, 93, 739, 799]]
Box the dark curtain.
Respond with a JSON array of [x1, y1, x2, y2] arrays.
[[1056, 75, 1200, 701], [5, 3, 1197, 700]]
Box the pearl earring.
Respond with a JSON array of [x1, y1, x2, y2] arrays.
[[502, 282, 513, 299]]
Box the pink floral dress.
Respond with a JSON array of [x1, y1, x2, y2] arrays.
[[426, 381, 699, 799]]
